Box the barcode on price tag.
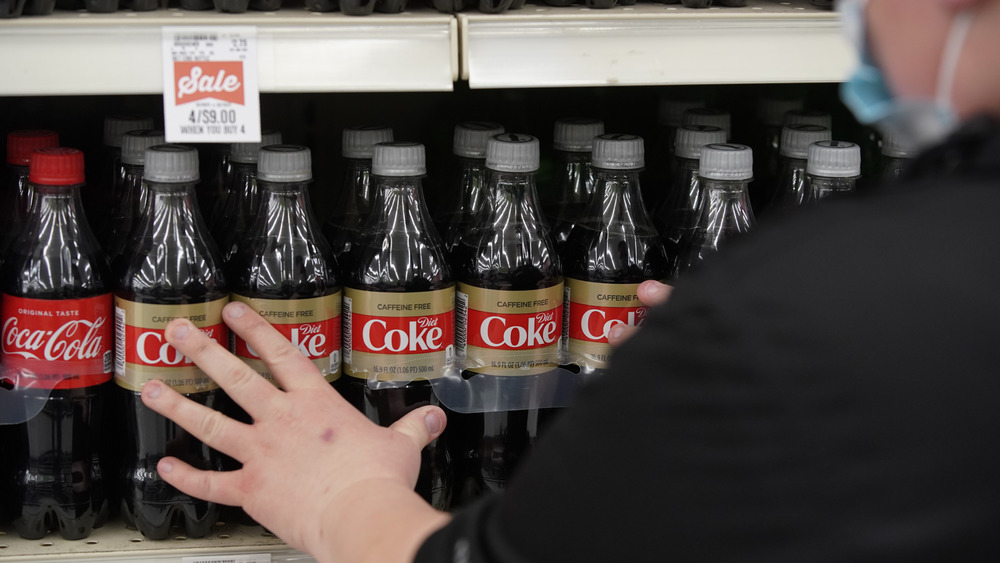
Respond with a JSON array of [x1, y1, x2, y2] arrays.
[[181, 554, 271, 563], [162, 26, 261, 144]]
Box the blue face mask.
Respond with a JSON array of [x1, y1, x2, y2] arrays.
[[838, 0, 974, 152]]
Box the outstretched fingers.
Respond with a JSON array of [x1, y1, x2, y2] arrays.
[[163, 317, 280, 422], [156, 456, 248, 508], [221, 302, 331, 393], [141, 380, 253, 462]]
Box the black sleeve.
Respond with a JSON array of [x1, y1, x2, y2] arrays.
[[416, 180, 1000, 563]]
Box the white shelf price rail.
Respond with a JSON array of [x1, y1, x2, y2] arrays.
[[0, 9, 458, 96], [459, 0, 855, 88]]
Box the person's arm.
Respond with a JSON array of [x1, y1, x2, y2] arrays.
[[140, 301, 451, 563]]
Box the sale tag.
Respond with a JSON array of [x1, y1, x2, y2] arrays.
[[162, 26, 262, 144]]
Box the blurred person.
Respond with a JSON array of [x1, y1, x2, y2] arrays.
[[140, 1, 1000, 562]]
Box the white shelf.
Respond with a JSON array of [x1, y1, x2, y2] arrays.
[[459, 0, 854, 88], [0, 517, 316, 562], [0, 8, 458, 95]]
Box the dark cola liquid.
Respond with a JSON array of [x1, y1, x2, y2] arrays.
[[323, 157, 377, 267], [546, 150, 595, 246], [450, 168, 563, 507], [336, 174, 455, 511], [212, 161, 260, 263], [0, 180, 112, 540], [115, 180, 228, 540]]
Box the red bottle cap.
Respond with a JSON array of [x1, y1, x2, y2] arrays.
[[29, 148, 86, 186], [6, 130, 60, 166]]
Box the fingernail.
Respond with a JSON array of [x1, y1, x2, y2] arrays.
[[425, 412, 443, 435], [226, 302, 246, 319], [159, 459, 173, 474], [608, 325, 625, 342], [145, 381, 162, 399], [172, 323, 190, 340], [646, 282, 665, 297]]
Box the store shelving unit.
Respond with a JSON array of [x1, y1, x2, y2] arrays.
[[0, 1, 852, 561]]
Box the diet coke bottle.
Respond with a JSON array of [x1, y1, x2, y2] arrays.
[[338, 142, 454, 510], [562, 134, 668, 374], [229, 145, 341, 385], [114, 144, 228, 540], [442, 121, 505, 254], [0, 147, 113, 540], [451, 133, 563, 504]]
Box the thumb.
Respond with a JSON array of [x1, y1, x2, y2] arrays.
[[637, 280, 673, 307], [389, 405, 447, 451]]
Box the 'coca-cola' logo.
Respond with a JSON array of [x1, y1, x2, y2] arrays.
[[352, 313, 454, 355], [174, 61, 244, 106], [0, 294, 114, 389], [123, 324, 227, 368], [569, 304, 648, 343], [235, 318, 340, 361], [2, 317, 107, 362], [466, 307, 562, 351]]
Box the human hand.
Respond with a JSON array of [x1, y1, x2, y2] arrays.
[[606, 280, 673, 347], [140, 301, 450, 563]]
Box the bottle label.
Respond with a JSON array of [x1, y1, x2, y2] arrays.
[[230, 293, 342, 385], [343, 288, 454, 382], [456, 284, 564, 376], [114, 297, 228, 393], [565, 279, 648, 370], [1, 294, 114, 390]]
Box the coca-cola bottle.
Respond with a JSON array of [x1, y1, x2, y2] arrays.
[[442, 121, 505, 254], [2, 129, 59, 252], [230, 145, 341, 385], [545, 118, 605, 246], [804, 140, 862, 203], [766, 124, 832, 213], [322, 125, 394, 266], [101, 130, 165, 261], [211, 131, 282, 262], [114, 144, 228, 540], [562, 134, 668, 374], [675, 143, 755, 278], [451, 133, 563, 505], [338, 142, 454, 510], [652, 125, 727, 278], [752, 96, 804, 207], [647, 97, 705, 206], [90, 115, 154, 229], [0, 148, 113, 540]]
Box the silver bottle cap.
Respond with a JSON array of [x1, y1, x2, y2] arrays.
[[591, 134, 644, 170], [881, 128, 917, 158], [682, 108, 732, 140], [486, 133, 540, 173], [104, 115, 155, 148], [343, 126, 394, 159], [780, 124, 832, 159], [553, 118, 604, 152], [699, 143, 754, 181], [230, 131, 283, 164], [807, 140, 862, 177], [144, 144, 199, 183], [372, 142, 426, 177], [757, 97, 805, 127], [454, 122, 505, 159], [121, 130, 166, 166], [658, 98, 706, 128], [783, 110, 833, 130], [258, 145, 312, 182], [674, 125, 728, 160]]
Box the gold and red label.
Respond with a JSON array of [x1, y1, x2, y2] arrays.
[[565, 279, 649, 370], [230, 293, 341, 385], [114, 297, 228, 394], [1, 295, 114, 390], [456, 284, 563, 376], [343, 288, 454, 382]]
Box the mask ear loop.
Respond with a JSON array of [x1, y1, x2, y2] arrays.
[[936, 9, 974, 109]]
